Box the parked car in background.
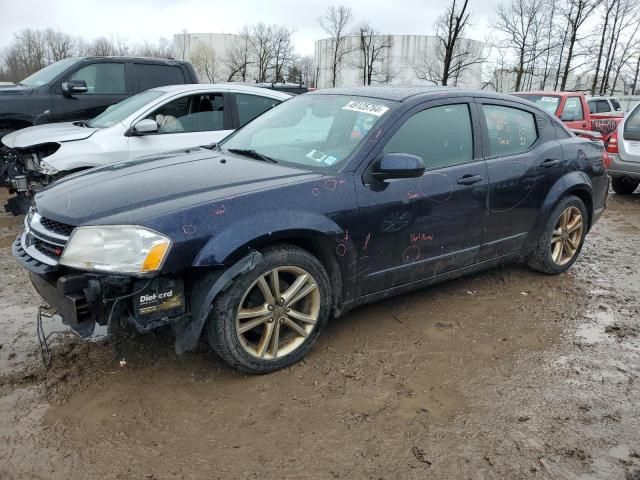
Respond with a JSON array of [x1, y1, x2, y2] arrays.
[[606, 103, 640, 194], [13, 87, 609, 373], [513, 91, 622, 143], [587, 96, 624, 118], [256, 82, 311, 95], [1, 84, 290, 214], [0, 56, 198, 138]]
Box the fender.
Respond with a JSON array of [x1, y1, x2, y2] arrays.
[[526, 171, 593, 252], [174, 251, 262, 354], [193, 210, 348, 266]]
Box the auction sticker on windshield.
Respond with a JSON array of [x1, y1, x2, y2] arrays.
[[342, 101, 390, 117]]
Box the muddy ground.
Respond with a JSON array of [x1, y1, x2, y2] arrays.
[[0, 189, 639, 480]]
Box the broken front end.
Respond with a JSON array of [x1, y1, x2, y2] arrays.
[[12, 208, 190, 338], [1, 143, 60, 215]]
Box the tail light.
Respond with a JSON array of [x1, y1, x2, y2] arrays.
[[602, 150, 612, 169], [606, 131, 619, 154]]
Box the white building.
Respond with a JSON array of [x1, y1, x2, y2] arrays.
[[173, 32, 258, 83], [314, 34, 485, 89]]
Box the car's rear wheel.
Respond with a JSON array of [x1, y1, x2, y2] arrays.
[[611, 177, 639, 195], [207, 244, 331, 373], [528, 195, 588, 275]]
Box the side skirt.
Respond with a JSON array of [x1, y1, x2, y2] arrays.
[[338, 250, 523, 316]]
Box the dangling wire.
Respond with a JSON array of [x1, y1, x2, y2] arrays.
[[36, 305, 58, 368]]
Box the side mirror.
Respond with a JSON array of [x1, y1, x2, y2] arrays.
[[372, 153, 426, 181], [131, 118, 159, 135], [62, 79, 88, 96]]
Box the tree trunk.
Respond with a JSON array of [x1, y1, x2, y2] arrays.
[[591, 1, 614, 95], [632, 54, 640, 94], [560, 27, 577, 91]]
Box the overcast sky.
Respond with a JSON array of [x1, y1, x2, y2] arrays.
[[0, 0, 495, 56]]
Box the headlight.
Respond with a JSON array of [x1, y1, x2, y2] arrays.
[[39, 160, 59, 175], [59, 226, 171, 274]]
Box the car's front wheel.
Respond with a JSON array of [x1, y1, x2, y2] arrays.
[[611, 177, 639, 195], [528, 195, 588, 275], [207, 244, 332, 373]]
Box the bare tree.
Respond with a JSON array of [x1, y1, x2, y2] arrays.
[[271, 26, 295, 82], [3, 29, 48, 81], [356, 23, 393, 85], [46, 30, 76, 62], [223, 27, 253, 82], [298, 55, 316, 86], [559, 0, 602, 90], [177, 28, 189, 61], [590, 0, 618, 94], [250, 23, 275, 82], [191, 44, 219, 82], [318, 5, 353, 87], [130, 38, 174, 59], [415, 0, 486, 86], [631, 52, 640, 94], [494, 0, 547, 91]]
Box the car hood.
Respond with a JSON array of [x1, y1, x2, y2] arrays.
[[0, 84, 33, 96], [35, 148, 322, 225], [2, 122, 98, 149]]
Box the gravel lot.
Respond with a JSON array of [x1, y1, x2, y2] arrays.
[[0, 189, 639, 480]]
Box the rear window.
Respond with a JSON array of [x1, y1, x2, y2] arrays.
[[483, 105, 538, 156], [134, 64, 186, 92], [611, 98, 622, 111]]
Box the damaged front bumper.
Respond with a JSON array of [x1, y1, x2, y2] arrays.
[[26, 268, 187, 338]]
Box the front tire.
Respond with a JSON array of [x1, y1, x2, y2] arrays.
[[207, 244, 332, 373], [528, 195, 588, 275], [611, 177, 639, 195]]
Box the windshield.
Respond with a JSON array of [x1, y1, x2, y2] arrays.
[[220, 94, 397, 170], [514, 94, 560, 115], [87, 90, 165, 128], [20, 58, 79, 87]]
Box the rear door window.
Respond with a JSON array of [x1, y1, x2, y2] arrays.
[[588, 101, 596, 114], [235, 93, 282, 126], [596, 100, 611, 113], [134, 64, 186, 92], [383, 104, 474, 169], [483, 105, 538, 156], [561, 97, 584, 121], [70, 63, 125, 94]]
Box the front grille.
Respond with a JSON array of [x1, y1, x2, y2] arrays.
[[32, 237, 63, 258], [39, 217, 75, 237]]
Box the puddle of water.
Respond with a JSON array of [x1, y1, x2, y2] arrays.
[[574, 309, 615, 345]]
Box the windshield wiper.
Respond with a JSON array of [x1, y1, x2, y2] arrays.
[[226, 148, 277, 164]]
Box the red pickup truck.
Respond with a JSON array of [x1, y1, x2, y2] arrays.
[[513, 91, 621, 143]]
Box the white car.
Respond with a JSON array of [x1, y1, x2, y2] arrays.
[[586, 96, 624, 118], [1, 84, 290, 214]]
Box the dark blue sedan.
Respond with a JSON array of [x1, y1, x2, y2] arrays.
[[14, 87, 609, 373]]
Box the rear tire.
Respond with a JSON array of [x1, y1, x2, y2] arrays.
[[611, 177, 639, 195], [528, 195, 588, 275], [206, 244, 332, 374]]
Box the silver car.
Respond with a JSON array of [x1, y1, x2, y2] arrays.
[[609, 104, 640, 195], [1, 84, 291, 214]]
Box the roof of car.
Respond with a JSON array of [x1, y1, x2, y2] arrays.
[[308, 86, 537, 104], [150, 83, 292, 99]]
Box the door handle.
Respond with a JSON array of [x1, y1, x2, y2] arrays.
[[457, 174, 484, 185], [541, 159, 560, 168]]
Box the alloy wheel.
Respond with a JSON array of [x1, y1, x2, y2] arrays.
[[235, 266, 320, 360], [550, 206, 583, 265]]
